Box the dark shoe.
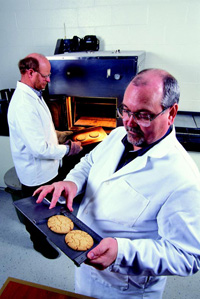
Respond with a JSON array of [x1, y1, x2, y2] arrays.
[[33, 239, 60, 259]]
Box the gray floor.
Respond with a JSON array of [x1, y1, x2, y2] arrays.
[[0, 189, 75, 293], [1, 189, 200, 298]]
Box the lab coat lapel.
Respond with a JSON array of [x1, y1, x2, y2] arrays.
[[101, 140, 148, 181], [110, 154, 148, 179], [105, 129, 176, 181]]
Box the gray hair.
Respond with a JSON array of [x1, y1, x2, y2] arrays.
[[135, 68, 180, 108]]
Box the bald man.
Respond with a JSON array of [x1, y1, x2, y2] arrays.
[[35, 69, 200, 297], [8, 53, 82, 259]]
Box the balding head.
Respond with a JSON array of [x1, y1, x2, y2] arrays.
[[26, 53, 45, 59], [18, 53, 50, 75], [131, 68, 180, 108], [18, 53, 51, 90], [26, 53, 48, 64]]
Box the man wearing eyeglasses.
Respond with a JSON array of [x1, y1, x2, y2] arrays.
[[35, 69, 200, 298], [8, 53, 82, 259]]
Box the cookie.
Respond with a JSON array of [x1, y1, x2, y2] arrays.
[[89, 131, 99, 138], [47, 215, 74, 234], [65, 230, 94, 251], [76, 134, 86, 141]]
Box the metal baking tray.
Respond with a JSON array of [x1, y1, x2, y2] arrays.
[[13, 196, 102, 266], [71, 126, 107, 146]]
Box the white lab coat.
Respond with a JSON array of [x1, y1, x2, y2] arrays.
[[65, 126, 200, 299], [8, 81, 67, 186]]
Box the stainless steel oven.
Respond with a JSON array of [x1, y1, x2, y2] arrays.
[[45, 51, 146, 133]]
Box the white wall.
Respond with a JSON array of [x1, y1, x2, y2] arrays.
[[0, 0, 200, 111], [0, 0, 200, 297]]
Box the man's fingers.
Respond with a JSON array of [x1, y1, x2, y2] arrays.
[[33, 186, 43, 196], [66, 191, 74, 212], [49, 186, 65, 209], [34, 185, 54, 203], [86, 238, 118, 270], [34, 181, 77, 211]]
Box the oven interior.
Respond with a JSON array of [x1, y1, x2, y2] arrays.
[[66, 96, 117, 132]]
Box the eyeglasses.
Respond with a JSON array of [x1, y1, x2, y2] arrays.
[[35, 71, 51, 79], [117, 104, 170, 127]]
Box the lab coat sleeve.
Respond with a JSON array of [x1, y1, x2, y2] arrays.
[[64, 127, 122, 194], [64, 150, 94, 194], [13, 100, 67, 160], [111, 183, 200, 277]]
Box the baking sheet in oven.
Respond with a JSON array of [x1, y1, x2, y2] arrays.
[[13, 196, 102, 266], [71, 126, 107, 146]]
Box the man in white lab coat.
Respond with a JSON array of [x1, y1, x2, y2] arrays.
[[35, 69, 200, 298], [8, 53, 82, 259]]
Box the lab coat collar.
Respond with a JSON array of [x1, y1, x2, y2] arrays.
[[16, 81, 52, 119], [147, 126, 176, 158], [30, 87, 43, 99], [17, 81, 42, 101], [108, 126, 177, 179]]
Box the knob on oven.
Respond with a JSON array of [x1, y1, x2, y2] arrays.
[[114, 73, 121, 80]]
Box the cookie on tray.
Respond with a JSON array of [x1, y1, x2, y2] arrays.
[[65, 230, 94, 251], [89, 131, 99, 138], [47, 215, 74, 234], [76, 134, 86, 141]]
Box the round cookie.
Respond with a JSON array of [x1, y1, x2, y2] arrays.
[[89, 131, 99, 138], [65, 230, 94, 251], [76, 134, 86, 141], [47, 215, 74, 234]]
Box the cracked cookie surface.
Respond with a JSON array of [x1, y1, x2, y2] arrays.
[[65, 230, 94, 251], [47, 215, 74, 234]]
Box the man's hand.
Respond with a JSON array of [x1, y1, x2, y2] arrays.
[[86, 238, 118, 270], [56, 130, 73, 144], [33, 181, 78, 210], [65, 140, 83, 156]]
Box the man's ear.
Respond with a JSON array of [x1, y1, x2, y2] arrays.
[[168, 104, 178, 125], [27, 68, 35, 78]]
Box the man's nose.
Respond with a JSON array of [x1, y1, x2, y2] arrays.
[[127, 115, 138, 127]]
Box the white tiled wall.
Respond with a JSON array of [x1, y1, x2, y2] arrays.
[[0, 0, 200, 111], [0, 1, 200, 296]]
